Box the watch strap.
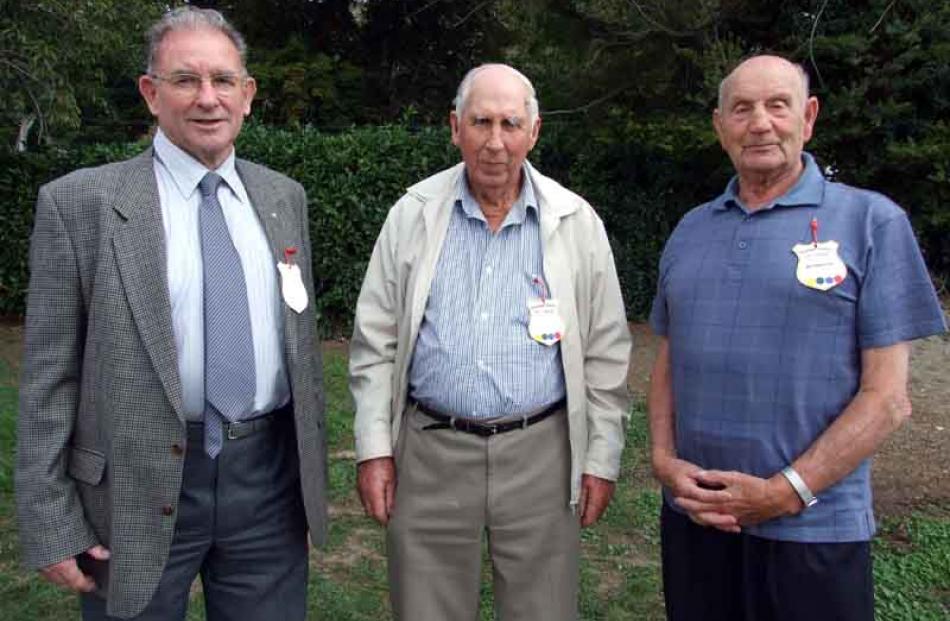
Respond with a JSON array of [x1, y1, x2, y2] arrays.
[[781, 466, 818, 508]]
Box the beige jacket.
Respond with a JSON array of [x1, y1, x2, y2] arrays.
[[349, 161, 631, 504]]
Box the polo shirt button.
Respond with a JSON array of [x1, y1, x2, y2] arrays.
[[161, 504, 175, 517], [738, 240, 748, 249]]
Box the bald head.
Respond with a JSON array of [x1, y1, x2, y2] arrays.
[[718, 55, 809, 111], [454, 64, 539, 125]]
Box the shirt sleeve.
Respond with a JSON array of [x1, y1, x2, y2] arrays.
[[857, 213, 947, 348], [649, 238, 674, 337]]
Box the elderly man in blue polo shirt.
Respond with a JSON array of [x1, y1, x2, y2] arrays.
[[349, 64, 631, 620], [648, 54, 946, 621]]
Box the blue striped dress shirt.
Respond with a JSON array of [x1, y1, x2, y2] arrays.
[[153, 130, 290, 421], [408, 169, 566, 420]]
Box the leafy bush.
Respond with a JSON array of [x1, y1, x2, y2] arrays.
[[1, 121, 946, 332]]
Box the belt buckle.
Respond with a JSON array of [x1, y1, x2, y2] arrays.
[[489, 424, 499, 435], [227, 423, 239, 440]]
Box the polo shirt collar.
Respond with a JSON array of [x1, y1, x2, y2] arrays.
[[716, 152, 825, 212], [152, 129, 247, 204], [457, 165, 538, 226]]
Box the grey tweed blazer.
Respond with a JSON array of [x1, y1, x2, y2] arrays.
[[15, 149, 328, 619]]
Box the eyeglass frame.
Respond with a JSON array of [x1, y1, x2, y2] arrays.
[[146, 71, 252, 96]]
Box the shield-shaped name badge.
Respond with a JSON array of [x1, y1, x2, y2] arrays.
[[277, 261, 309, 313], [527, 298, 565, 347], [792, 240, 848, 291]]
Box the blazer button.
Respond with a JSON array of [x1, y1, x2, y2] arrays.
[[171, 443, 184, 456], [161, 504, 175, 517]]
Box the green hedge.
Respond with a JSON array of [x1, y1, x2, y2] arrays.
[[1, 121, 946, 333]]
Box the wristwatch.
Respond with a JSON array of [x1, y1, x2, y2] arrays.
[[781, 466, 819, 509]]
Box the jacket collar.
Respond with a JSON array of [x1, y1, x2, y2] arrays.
[[408, 160, 580, 234]]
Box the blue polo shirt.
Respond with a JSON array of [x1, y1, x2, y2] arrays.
[[649, 153, 947, 543]]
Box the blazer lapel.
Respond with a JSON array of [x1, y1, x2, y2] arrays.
[[112, 150, 185, 421], [236, 160, 302, 368]]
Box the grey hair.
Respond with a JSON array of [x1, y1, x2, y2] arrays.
[[717, 55, 810, 110], [145, 6, 248, 74], [453, 64, 540, 124]]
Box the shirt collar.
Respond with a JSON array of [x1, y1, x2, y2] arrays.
[[456, 165, 538, 226], [152, 129, 246, 204], [716, 152, 825, 212]]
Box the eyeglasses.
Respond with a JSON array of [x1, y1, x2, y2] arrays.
[[149, 72, 247, 96]]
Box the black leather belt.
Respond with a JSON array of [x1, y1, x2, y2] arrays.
[[410, 398, 565, 437], [188, 402, 292, 440]]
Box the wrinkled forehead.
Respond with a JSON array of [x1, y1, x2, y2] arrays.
[[153, 27, 244, 72], [721, 59, 806, 106], [463, 72, 531, 117]]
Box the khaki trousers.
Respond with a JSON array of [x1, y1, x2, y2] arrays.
[[387, 403, 580, 621]]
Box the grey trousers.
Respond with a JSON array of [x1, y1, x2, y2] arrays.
[[81, 411, 308, 621], [387, 404, 580, 621]]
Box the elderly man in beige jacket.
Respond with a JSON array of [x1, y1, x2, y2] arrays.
[[349, 63, 631, 620]]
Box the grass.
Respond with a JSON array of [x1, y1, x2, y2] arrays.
[[0, 348, 947, 619]]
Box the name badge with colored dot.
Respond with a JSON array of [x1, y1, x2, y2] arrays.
[[528, 298, 565, 347], [792, 240, 847, 291]]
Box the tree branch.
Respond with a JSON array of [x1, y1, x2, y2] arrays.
[[543, 85, 635, 117], [452, 1, 493, 29], [869, 0, 898, 34], [808, 0, 830, 91], [627, 0, 690, 37]]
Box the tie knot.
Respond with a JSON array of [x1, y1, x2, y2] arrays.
[[199, 172, 224, 198]]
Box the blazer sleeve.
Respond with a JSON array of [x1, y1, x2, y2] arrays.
[[15, 184, 99, 569], [582, 220, 633, 480], [349, 204, 403, 462]]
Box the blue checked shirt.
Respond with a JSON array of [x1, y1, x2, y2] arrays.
[[650, 153, 946, 543], [408, 169, 566, 420]]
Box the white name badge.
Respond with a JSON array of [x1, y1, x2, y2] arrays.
[[792, 240, 847, 291], [277, 262, 309, 313], [528, 298, 565, 346]]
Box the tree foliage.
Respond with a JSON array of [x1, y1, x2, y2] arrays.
[[0, 0, 163, 149]]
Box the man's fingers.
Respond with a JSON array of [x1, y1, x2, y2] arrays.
[[86, 545, 110, 560], [675, 482, 732, 504], [694, 469, 737, 488], [357, 457, 396, 526], [689, 511, 740, 533], [579, 476, 614, 527], [370, 493, 389, 526], [674, 496, 730, 514], [39, 559, 96, 593], [384, 478, 396, 517]]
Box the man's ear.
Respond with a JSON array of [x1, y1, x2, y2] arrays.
[[802, 96, 820, 143], [528, 116, 541, 151], [138, 74, 160, 116], [242, 76, 257, 116], [712, 109, 726, 149], [449, 111, 461, 147]]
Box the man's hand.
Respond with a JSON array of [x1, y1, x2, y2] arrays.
[[357, 456, 396, 526], [39, 545, 110, 593], [674, 470, 801, 527], [652, 454, 740, 533], [579, 474, 615, 527]]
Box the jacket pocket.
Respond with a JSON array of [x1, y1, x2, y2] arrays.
[[67, 446, 106, 485]]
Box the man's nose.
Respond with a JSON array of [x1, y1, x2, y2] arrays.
[[748, 105, 771, 131], [486, 125, 504, 149], [195, 78, 219, 107]]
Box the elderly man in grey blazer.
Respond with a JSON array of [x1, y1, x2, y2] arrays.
[[15, 7, 327, 620]]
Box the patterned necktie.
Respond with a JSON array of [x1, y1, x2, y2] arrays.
[[199, 172, 257, 457]]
